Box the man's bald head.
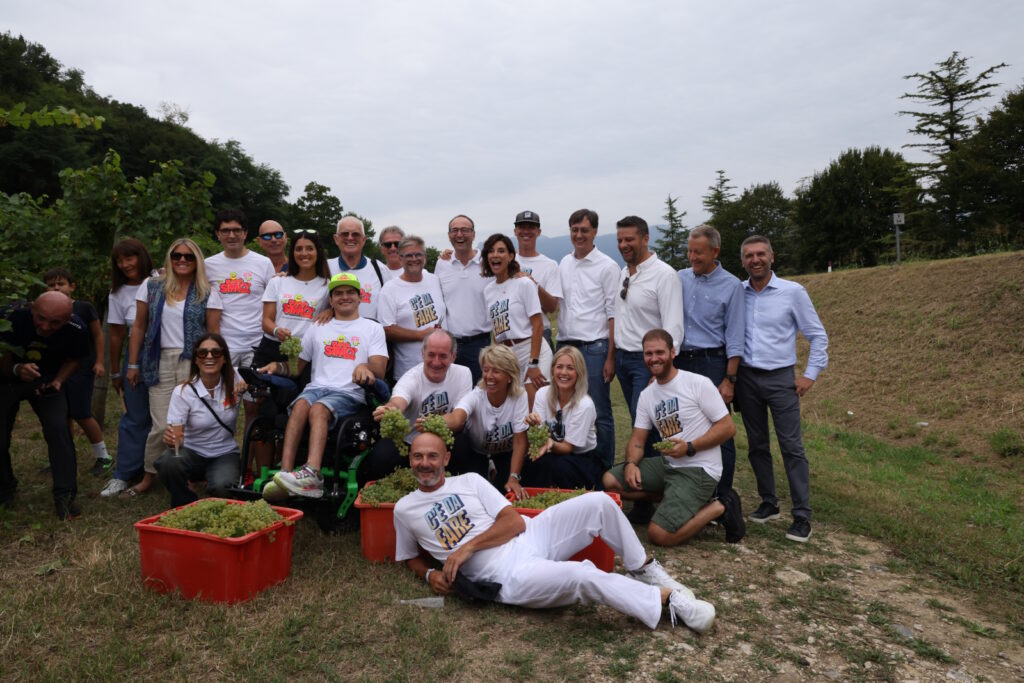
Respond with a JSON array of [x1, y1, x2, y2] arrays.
[[260, 220, 283, 232], [32, 291, 73, 337]]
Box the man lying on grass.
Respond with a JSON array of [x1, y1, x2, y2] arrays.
[[393, 431, 716, 633]]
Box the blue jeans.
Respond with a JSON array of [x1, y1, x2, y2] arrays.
[[615, 349, 657, 459], [155, 446, 240, 508], [291, 387, 365, 429], [454, 332, 492, 386], [559, 339, 615, 468], [673, 353, 736, 495], [114, 354, 152, 481]]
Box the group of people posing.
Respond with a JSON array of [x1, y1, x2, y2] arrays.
[[1, 205, 827, 634]]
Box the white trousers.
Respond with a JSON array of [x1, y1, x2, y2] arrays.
[[485, 492, 664, 629], [508, 337, 553, 385], [144, 349, 191, 473]]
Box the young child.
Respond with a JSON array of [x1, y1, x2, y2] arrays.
[[44, 268, 112, 475]]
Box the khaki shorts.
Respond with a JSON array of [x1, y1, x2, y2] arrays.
[[608, 458, 718, 533]]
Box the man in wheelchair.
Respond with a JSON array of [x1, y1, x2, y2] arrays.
[[258, 272, 387, 498]]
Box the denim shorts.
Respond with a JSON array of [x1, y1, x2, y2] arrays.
[[290, 387, 365, 429]]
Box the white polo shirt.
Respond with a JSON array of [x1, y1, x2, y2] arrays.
[[613, 253, 684, 353], [515, 254, 562, 332], [433, 252, 492, 338], [392, 363, 473, 444], [634, 370, 727, 479], [206, 250, 276, 355], [556, 247, 619, 342], [532, 386, 598, 453], [166, 373, 243, 458]]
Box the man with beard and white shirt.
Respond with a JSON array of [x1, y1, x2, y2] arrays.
[[433, 214, 492, 384], [603, 329, 745, 546], [328, 215, 391, 321], [393, 430, 717, 634], [512, 210, 561, 350], [734, 235, 828, 544], [205, 208, 276, 371], [613, 215, 684, 524], [365, 329, 474, 483], [556, 208, 619, 467]]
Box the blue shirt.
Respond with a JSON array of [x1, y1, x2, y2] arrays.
[[742, 273, 828, 380], [678, 262, 745, 358]]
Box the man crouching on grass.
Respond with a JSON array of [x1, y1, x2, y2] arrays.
[[393, 431, 717, 633]]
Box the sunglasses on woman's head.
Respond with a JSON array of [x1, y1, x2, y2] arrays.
[[195, 348, 224, 358], [171, 252, 196, 262]]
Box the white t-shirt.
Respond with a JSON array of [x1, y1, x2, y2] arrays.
[[205, 251, 276, 355], [387, 265, 404, 277], [328, 256, 392, 321], [532, 386, 598, 454], [394, 473, 512, 577], [515, 254, 562, 332], [433, 253, 492, 337], [261, 275, 329, 342], [107, 283, 142, 327], [166, 373, 243, 458], [484, 277, 541, 342], [392, 363, 473, 444], [134, 277, 185, 349], [634, 370, 728, 479], [377, 274, 448, 378], [454, 387, 529, 454], [299, 316, 388, 397]]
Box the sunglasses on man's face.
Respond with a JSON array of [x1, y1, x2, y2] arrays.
[[195, 347, 224, 359], [171, 252, 197, 262], [259, 231, 285, 241], [382, 241, 401, 249]]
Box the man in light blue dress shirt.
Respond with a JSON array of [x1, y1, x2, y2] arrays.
[[735, 236, 828, 543], [675, 225, 744, 499]]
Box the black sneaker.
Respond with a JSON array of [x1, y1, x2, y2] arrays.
[[720, 489, 746, 543], [786, 518, 811, 543], [55, 496, 81, 521], [90, 457, 114, 477], [748, 501, 780, 524], [627, 500, 655, 525]]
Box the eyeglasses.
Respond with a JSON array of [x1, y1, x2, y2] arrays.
[[218, 227, 245, 236], [448, 227, 474, 234], [400, 252, 425, 260], [620, 276, 630, 300], [382, 241, 401, 249], [195, 347, 224, 358], [171, 252, 197, 262], [337, 231, 363, 239], [259, 231, 285, 241]]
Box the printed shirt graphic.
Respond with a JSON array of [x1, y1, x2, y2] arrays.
[[378, 274, 447, 378], [455, 388, 529, 455], [262, 275, 329, 341], [299, 317, 387, 397], [634, 370, 728, 479], [483, 277, 541, 342], [206, 251, 276, 353], [392, 363, 473, 444], [394, 474, 513, 569]]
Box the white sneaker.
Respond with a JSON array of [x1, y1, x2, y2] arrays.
[[668, 590, 715, 634], [628, 558, 694, 600], [261, 480, 290, 503], [274, 465, 324, 498], [100, 478, 129, 498]]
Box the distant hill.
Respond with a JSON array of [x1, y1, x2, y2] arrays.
[[533, 225, 666, 267]]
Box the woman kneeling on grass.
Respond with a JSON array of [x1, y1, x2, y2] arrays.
[[525, 345, 603, 489], [154, 334, 246, 507]]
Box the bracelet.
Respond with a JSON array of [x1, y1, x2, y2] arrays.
[[127, 363, 140, 369], [425, 568, 435, 584], [12, 363, 21, 378], [273, 326, 279, 338], [509, 472, 522, 481], [110, 372, 122, 379]]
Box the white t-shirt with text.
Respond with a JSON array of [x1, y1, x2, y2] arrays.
[[261, 275, 329, 342], [454, 387, 529, 454], [484, 277, 541, 342], [299, 316, 388, 398], [392, 363, 473, 444], [206, 250, 276, 355], [378, 274, 447, 378]]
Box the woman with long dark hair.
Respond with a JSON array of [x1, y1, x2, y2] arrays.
[[154, 333, 246, 507], [100, 239, 156, 497]]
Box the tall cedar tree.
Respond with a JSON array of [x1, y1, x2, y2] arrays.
[[654, 194, 688, 270]]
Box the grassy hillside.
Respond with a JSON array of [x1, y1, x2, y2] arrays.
[[795, 251, 1024, 458]]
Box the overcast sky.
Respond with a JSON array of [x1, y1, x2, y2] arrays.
[[5, 1, 1023, 250]]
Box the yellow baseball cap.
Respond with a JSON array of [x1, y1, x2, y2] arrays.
[[328, 272, 361, 292]]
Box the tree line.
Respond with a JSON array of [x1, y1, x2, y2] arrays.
[[654, 52, 1022, 276]]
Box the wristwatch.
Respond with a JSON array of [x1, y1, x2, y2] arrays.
[[725, 374, 738, 384], [528, 358, 539, 368], [685, 441, 696, 457]]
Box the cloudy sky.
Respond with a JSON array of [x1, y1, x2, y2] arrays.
[[5, 1, 1023, 249]]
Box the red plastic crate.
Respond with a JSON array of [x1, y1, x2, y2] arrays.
[[354, 487, 397, 563], [134, 498, 303, 603], [508, 488, 622, 572]]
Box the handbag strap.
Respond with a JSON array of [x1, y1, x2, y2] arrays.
[[190, 382, 235, 436]]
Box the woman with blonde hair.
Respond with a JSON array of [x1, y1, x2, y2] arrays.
[[124, 238, 217, 495], [440, 344, 534, 499], [526, 345, 603, 489]]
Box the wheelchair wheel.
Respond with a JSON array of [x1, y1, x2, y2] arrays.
[[240, 417, 278, 488]]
